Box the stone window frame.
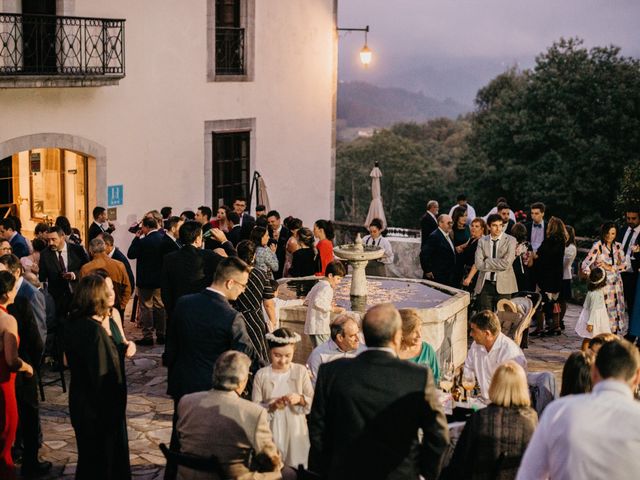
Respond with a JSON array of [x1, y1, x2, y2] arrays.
[[204, 118, 256, 207], [206, 0, 255, 82]]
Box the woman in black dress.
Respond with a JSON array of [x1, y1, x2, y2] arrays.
[[289, 227, 317, 278], [64, 275, 131, 480], [232, 240, 274, 366], [531, 217, 567, 336]]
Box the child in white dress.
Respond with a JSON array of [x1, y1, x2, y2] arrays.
[[252, 328, 314, 468], [575, 268, 611, 351]]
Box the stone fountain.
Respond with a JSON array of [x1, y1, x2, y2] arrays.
[[333, 233, 384, 310], [276, 234, 470, 369]]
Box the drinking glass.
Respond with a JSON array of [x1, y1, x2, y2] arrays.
[[439, 361, 454, 393], [462, 371, 476, 406]]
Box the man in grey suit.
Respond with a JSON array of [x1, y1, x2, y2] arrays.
[[474, 213, 518, 311], [177, 351, 295, 480]]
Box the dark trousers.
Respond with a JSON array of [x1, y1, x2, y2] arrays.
[[163, 399, 181, 480], [478, 281, 511, 312], [622, 272, 638, 318], [15, 373, 41, 465]]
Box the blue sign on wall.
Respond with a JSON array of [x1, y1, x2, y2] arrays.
[[107, 185, 124, 207]]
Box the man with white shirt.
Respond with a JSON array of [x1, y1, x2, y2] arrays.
[[307, 313, 366, 385], [420, 214, 457, 286], [267, 210, 291, 279], [484, 196, 517, 222], [474, 214, 518, 311], [463, 310, 527, 401], [618, 208, 640, 341], [87, 206, 116, 243], [448, 194, 476, 224], [517, 339, 640, 480], [526, 202, 546, 252]]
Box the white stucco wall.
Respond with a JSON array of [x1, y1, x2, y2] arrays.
[[0, 0, 337, 248]]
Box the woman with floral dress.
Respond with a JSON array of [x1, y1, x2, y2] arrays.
[[581, 222, 627, 333]]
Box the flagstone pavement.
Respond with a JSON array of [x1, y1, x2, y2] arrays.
[[26, 304, 584, 480]]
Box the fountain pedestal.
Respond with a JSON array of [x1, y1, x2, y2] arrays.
[[333, 233, 384, 312]]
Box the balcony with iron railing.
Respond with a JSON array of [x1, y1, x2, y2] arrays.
[[0, 13, 125, 88], [215, 27, 244, 76]]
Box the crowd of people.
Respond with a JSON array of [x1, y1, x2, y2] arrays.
[[0, 194, 638, 480]]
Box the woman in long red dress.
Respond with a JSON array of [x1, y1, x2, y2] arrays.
[[0, 270, 34, 479]]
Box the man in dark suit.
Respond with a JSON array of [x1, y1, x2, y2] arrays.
[[161, 221, 224, 361], [160, 216, 183, 255], [308, 303, 449, 479], [233, 197, 255, 227], [497, 202, 515, 235], [267, 210, 291, 279], [525, 201, 547, 253], [87, 206, 116, 244], [619, 207, 640, 341], [127, 216, 167, 346], [420, 200, 439, 248], [39, 225, 89, 322], [227, 211, 243, 247], [420, 214, 457, 287], [0, 217, 31, 258], [164, 257, 260, 480]]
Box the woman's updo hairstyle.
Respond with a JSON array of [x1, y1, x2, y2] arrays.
[[0, 270, 16, 302]]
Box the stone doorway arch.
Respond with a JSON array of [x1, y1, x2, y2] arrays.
[[0, 132, 106, 238]]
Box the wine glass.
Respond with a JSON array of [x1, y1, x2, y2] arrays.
[[462, 371, 476, 406], [439, 361, 454, 393]]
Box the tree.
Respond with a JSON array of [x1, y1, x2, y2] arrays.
[[335, 130, 447, 228], [616, 160, 640, 214], [458, 38, 640, 233]]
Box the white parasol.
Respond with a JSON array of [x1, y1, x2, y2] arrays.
[[364, 163, 387, 230]]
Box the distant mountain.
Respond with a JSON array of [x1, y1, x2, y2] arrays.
[[337, 81, 471, 130]]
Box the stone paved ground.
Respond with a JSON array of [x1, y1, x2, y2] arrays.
[[25, 304, 583, 480]]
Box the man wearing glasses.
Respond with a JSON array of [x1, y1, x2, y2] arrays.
[[164, 256, 260, 480], [0, 241, 12, 255]]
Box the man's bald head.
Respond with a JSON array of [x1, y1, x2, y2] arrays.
[[438, 214, 453, 233], [362, 303, 402, 349]]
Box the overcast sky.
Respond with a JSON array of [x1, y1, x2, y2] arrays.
[[338, 0, 640, 101]]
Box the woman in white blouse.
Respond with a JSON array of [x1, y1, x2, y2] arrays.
[[362, 218, 394, 277], [559, 225, 577, 329]]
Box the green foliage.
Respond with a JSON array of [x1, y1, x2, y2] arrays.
[[335, 125, 467, 228], [616, 160, 640, 214], [459, 38, 640, 234]]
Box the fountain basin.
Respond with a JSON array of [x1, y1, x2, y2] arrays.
[[333, 244, 385, 262], [277, 276, 470, 369]]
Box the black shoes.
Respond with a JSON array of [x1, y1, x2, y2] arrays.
[[22, 460, 52, 477], [135, 337, 154, 346]]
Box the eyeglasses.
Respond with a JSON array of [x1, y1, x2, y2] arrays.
[[230, 278, 248, 290], [0, 247, 12, 252]]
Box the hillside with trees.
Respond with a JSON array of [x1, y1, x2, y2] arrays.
[[336, 38, 640, 234]]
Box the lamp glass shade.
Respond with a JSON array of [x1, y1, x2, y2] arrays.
[[359, 44, 372, 66]]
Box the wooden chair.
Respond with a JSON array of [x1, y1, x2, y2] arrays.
[[159, 443, 226, 477]]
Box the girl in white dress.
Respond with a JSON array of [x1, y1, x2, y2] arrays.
[[252, 328, 313, 468], [575, 268, 611, 351]]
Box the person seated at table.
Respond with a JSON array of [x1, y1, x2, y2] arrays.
[[560, 350, 594, 397], [398, 308, 440, 382], [306, 313, 366, 386], [176, 351, 296, 480], [443, 361, 537, 480], [463, 310, 527, 401]]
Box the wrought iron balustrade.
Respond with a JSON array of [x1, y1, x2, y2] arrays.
[[0, 13, 125, 76], [215, 27, 244, 75]]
